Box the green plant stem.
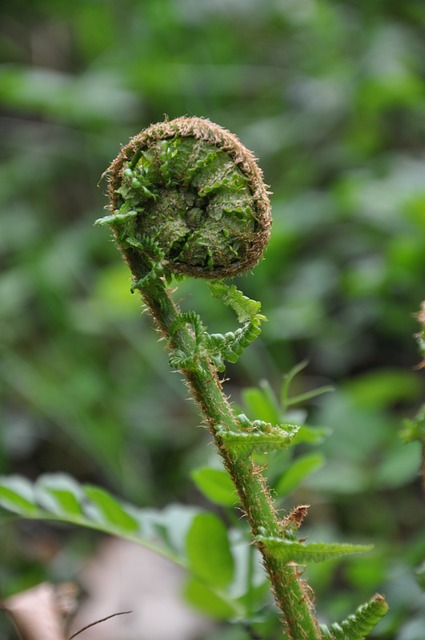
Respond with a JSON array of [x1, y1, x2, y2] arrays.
[[122, 247, 321, 640]]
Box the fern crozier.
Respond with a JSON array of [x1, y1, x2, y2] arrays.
[[104, 116, 272, 279]]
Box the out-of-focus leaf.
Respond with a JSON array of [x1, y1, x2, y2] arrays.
[[345, 370, 422, 409], [0, 477, 38, 517], [241, 383, 281, 424], [0, 67, 140, 125], [0, 473, 193, 565], [374, 442, 422, 489], [293, 425, 330, 444], [191, 467, 238, 507], [274, 453, 326, 496], [416, 561, 425, 592], [35, 474, 83, 518], [83, 485, 140, 533], [184, 577, 240, 620], [186, 513, 234, 588]]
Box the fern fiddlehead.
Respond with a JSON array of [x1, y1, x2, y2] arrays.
[[103, 116, 271, 279], [97, 117, 387, 639]]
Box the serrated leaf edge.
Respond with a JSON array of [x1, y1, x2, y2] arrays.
[[256, 536, 373, 564]]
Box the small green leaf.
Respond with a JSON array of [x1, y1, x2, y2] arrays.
[[292, 425, 330, 444], [191, 467, 238, 507], [147, 504, 201, 556], [184, 577, 239, 619], [186, 513, 234, 588], [242, 385, 281, 424], [95, 210, 138, 227], [84, 485, 139, 533], [275, 453, 325, 496], [0, 476, 38, 517], [258, 537, 373, 564], [218, 423, 299, 458], [208, 282, 262, 323], [35, 474, 83, 518]]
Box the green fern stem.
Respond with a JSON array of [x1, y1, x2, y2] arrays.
[[98, 116, 322, 638], [99, 117, 387, 639], [119, 242, 321, 640]]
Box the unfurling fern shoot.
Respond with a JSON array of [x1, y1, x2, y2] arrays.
[[104, 117, 271, 279], [97, 117, 387, 640]]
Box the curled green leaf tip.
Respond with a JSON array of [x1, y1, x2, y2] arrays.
[[320, 594, 388, 639], [103, 116, 272, 279]]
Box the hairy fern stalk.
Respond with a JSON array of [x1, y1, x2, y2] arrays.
[[96, 117, 388, 639]]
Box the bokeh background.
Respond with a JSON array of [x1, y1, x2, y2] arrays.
[[1, 0, 425, 638]]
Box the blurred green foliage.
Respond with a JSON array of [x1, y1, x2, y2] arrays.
[[1, 0, 425, 638]]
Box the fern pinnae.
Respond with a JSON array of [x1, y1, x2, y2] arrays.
[[204, 282, 265, 368], [256, 537, 373, 565], [169, 311, 206, 349], [320, 595, 389, 640], [95, 209, 139, 228], [217, 421, 299, 458], [208, 282, 263, 322]]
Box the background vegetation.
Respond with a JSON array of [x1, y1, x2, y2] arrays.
[[1, 0, 425, 637]]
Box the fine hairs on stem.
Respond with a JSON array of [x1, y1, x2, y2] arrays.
[[97, 116, 388, 640]]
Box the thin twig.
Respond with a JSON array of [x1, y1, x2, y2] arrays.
[[68, 611, 132, 640]]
